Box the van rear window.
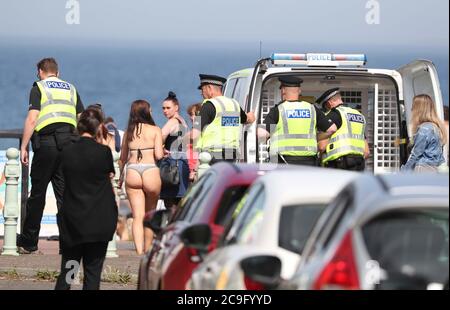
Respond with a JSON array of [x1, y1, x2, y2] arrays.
[[362, 209, 449, 285]]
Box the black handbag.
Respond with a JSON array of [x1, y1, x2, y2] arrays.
[[160, 125, 183, 187], [160, 158, 180, 187]]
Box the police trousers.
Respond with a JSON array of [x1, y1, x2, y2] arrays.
[[210, 149, 238, 165], [325, 155, 365, 171], [275, 155, 318, 166], [20, 130, 76, 248]]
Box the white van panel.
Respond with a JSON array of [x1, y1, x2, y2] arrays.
[[398, 60, 444, 134], [398, 60, 447, 164]]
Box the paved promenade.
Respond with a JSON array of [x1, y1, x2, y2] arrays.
[[0, 239, 140, 290]]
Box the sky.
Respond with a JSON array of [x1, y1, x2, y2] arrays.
[[0, 0, 449, 50]]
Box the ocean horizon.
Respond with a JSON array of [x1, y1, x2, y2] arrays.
[[0, 41, 448, 150]]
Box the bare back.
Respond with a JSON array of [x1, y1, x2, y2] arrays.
[[124, 124, 164, 165]]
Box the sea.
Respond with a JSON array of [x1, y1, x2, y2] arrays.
[[0, 41, 448, 150]]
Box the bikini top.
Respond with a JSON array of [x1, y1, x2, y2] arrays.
[[130, 147, 154, 162]]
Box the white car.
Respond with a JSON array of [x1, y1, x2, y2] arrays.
[[187, 167, 358, 290], [224, 53, 447, 173]]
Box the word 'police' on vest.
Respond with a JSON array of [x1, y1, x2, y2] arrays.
[[221, 116, 240, 127], [286, 109, 311, 119], [46, 81, 71, 90], [347, 113, 365, 124]]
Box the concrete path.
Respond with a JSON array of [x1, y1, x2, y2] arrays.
[[0, 239, 140, 290]]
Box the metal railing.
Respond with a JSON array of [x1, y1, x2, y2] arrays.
[[0, 129, 28, 232]]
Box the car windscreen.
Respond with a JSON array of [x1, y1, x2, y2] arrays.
[[278, 204, 326, 254], [362, 209, 449, 285]]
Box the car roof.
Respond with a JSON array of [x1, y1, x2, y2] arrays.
[[192, 163, 281, 223], [377, 173, 449, 196], [205, 162, 280, 183], [349, 173, 449, 222], [259, 167, 358, 206]]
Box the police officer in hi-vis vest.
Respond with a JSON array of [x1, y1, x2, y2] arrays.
[[18, 58, 84, 253], [192, 74, 255, 164], [317, 88, 369, 171], [258, 77, 337, 166]]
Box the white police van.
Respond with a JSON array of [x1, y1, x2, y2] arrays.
[[224, 53, 447, 173]]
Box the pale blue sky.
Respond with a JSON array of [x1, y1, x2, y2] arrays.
[[0, 0, 448, 49]]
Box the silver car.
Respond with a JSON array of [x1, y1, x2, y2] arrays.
[[242, 173, 449, 290], [187, 168, 358, 290]]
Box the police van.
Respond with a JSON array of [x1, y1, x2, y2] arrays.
[[223, 53, 447, 173]]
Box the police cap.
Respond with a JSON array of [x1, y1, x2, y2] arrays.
[[279, 76, 303, 89], [198, 74, 227, 90], [316, 88, 340, 107]]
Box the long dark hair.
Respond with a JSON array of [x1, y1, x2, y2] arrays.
[[126, 100, 156, 144], [77, 108, 104, 136]]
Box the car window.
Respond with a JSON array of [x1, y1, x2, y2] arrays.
[[321, 190, 353, 248], [362, 209, 449, 284], [302, 188, 352, 263], [214, 186, 249, 226], [234, 188, 266, 245], [278, 204, 327, 254], [223, 184, 264, 245], [224, 78, 238, 98], [176, 172, 216, 221]]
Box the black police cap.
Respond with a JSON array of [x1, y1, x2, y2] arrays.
[[198, 74, 227, 90], [316, 88, 340, 107], [279, 76, 303, 88]]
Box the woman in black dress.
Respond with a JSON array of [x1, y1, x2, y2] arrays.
[[160, 92, 190, 212], [55, 108, 118, 290]]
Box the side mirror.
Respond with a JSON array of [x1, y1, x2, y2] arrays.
[[180, 224, 212, 263], [144, 209, 170, 235], [240, 255, 282, 290]]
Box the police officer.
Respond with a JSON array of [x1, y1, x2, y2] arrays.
[[258, 77, 337, 165], [18, 58, 84, 253], [192, 74, 255, 164], [317, 88, 369, 171]]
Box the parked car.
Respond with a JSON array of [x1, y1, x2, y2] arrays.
[[137, 162, 275, 290], [224, 53, 447, 172], [241, 173, 449, 290], [187, 168, 358, 290]]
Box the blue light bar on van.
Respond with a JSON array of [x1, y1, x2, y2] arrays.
[[271, 53, 367, 67]]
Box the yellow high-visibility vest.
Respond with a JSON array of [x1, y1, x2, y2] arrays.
[[322, 106, 366, 164], [196, 96, 241, 152], [35, 77, 77, 132], [270, 101, 318, 157]]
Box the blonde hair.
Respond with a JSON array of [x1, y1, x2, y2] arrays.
[[411, 94, 447, 145]]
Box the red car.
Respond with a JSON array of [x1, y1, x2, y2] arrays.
[[138, 162, 272, 290]]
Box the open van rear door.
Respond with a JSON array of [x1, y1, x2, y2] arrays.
[[245, 58, 271, 163], [398, 60, 444, 129], [398, 60, 447, 162]]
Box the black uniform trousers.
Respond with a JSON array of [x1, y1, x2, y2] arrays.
[[55, 242, 108, 290], [275, 155, 318, 166], [209, 149, 238, 165], [19, 132, 75, 248], [325, 155, 365, 171]]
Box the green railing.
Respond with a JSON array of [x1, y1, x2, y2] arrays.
[[0, 129, 29, 232]]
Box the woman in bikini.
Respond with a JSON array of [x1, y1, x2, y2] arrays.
[[119, 100, 164, 255]]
